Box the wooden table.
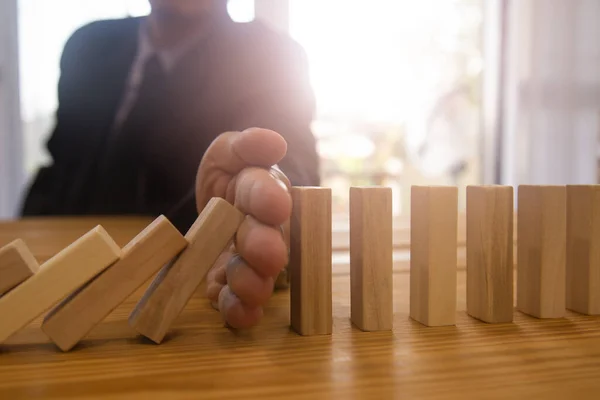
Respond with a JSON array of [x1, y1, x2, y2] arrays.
[[1, 217, 600, 399]]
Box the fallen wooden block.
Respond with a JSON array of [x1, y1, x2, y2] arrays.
[[566, 185, 600, 315], [129, 198, 244, 344], [0, 226, 120, 343], [350, 187, 393, 331], [410, 186, 458, 326], [517, 185, 566, 319], [41, 216, 188, 351], [466, 185, 514, 323], [0, 239, 39, 297], [290, 187, 332, 336]]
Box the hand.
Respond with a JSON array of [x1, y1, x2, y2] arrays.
[[195, 128, 291, 329]]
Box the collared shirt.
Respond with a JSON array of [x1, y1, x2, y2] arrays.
[[112, 17, 208, 132]]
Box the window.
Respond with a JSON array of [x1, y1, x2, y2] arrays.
[[288, 0, 484, 215]]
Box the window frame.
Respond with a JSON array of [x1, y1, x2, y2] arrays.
[[0, 0, 24, 219]]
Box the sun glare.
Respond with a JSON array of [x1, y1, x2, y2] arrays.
[[289, 0, 472, 126]]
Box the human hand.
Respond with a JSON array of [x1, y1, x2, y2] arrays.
[[195, 128, 291, 329]]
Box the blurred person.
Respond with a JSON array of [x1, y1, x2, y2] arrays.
[[20, 0, 320, 329]]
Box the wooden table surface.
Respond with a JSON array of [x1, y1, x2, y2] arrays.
[[1, 217, 600, 399]]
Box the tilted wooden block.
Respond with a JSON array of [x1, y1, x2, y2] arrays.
[[0, 239, 39, 297], [290, 187, 332, 336], [350, 187, 393, 331], [566, 185, 600, 315], [129, 198, 244, 343], [517, 185, 566, 319], [410, 186, 458, 327], [41, 216, 188, 351], [0, 226, 120, 343], [466, 185, 514, 323]]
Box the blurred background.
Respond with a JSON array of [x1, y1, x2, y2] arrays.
[[0, 0, 599, 219]]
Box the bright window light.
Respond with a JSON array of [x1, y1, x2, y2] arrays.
[[289, 0, 481, 126], [228, 0, 255, 23]]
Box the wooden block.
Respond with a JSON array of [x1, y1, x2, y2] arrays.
[[0, 239, 39, 296], [566, 185, 600, 315], [466, 185, 514, 323], [350, 187, 393, 331], [290, 187, 332, 336], [41, 216, 188, 351], [517, 185, 566, 318], [129, 198, 244, 343], [0, 226, 120, 343], [410, 186, 458, 326]]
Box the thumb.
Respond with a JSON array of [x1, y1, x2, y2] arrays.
[[202, 128, 288, 175], [195, 128, 288, 209]]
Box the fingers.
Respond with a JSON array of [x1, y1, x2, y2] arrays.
[[196, 127, 292, 329], [226, 254, 275, 308], [195, 128, 288, 211], [203, 128, 288, 175], [234, 167, 292, 226], [236, 215, 288, 278], [218, 286, 264, 329], [213, 216, 286, 328]]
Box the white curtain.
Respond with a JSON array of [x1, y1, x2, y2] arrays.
[[501, 0, 600, 186]]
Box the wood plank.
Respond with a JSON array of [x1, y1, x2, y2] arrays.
[[290, 187, 332, 335], [410, 186, 458, 326], [41, 216, 188, 351], [517, 185, 566, 318], [128, 198, 244, 344], [566, 185, 600, 315], [350, 187, 393, 331], [0, 239, 39, 296], [466, 185, 514, 323], [0, 226, 120, 343]]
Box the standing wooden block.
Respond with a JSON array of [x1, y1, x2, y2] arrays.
[[566, 185, 600, 315], [290, 187, 332, 336], [517, 185, 566, 318], [0, 239, 39, 297], [350, 187, 393, 331], [410, 186, 458, 327], [466, 185, 514, 323], [42, 216, 188, 351], [0, 226, 120, 343], [129, 198, 244, 343]]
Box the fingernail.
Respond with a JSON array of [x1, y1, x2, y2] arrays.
[[218, 285, 237, 315]]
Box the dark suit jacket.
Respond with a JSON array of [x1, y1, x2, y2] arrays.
[[20, 15, 320, 232]]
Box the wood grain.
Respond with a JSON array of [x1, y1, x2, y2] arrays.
[[410, 186, 458, 326], [129, 198, 244, 343], [566, 185, 600, 315], [0, 226, 120, 343], [350, 187, 393, 331], [41, 216, 188, 351], [290, 187, 332, 335], [466, 185, 514, 323], [517, 186, 566, 318], [331, 214, 517, 251], [0, 239, 39, 296], [0, 218, 598, 398]]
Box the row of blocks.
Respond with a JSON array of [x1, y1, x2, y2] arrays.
[[293, 184, 600, 334], [0, 185, 599, 351]]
